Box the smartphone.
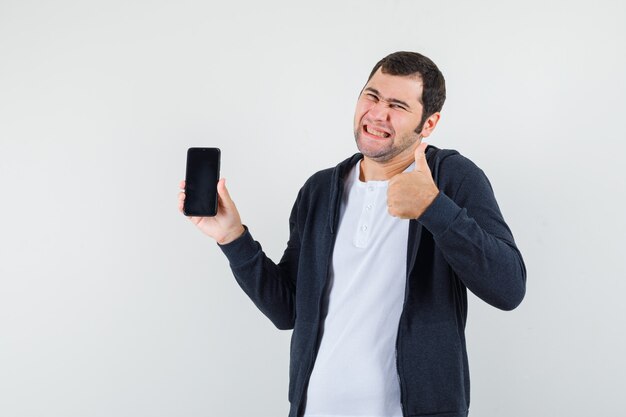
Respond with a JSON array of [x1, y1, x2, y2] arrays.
[[183, 147, 220, 217]]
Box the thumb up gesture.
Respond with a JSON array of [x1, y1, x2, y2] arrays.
[[387, 142, 439, 219]]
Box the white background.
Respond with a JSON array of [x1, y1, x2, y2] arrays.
[[1, 0, 625, 416]]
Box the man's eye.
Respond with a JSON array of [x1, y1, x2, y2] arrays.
[[365, 93, 378, 101], [390, 104, 407, 111]]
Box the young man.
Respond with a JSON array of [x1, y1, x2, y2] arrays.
[[178, 51, 526, 417]]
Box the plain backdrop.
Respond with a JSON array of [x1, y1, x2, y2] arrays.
[[1, 0, 625, 416]]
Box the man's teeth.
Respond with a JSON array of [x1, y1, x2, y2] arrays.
[[366, 126, 390, 138]]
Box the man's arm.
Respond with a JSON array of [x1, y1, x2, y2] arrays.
[[178, 179, 300, 329], [217, 198, 301, 330], [418, 159, 527, 311], [387, 143, 526, 311]]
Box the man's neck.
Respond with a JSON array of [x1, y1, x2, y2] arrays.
[[359, 151, 416, 182]]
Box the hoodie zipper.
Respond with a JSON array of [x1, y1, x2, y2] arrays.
[[396, 149, 437, 416], [395, 266, 410, 417], [396, 217, 422, 417], [297, 236, 337, 417], [296, 164, 346, 417]]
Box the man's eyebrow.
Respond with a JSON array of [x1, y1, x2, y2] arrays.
[[363, 87, 411, 109]]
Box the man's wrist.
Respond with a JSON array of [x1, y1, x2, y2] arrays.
[[217, 225, 246, 245], [415, 187, 439, 219]]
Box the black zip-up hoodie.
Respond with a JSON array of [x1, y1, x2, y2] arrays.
[[219, 146, 526, 417]]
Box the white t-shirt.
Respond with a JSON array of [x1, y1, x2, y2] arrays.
[[303, 160, 413, 417]]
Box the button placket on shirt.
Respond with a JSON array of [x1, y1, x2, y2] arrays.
[[354, 183, 380, 248]]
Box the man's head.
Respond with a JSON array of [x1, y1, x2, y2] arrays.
[[354, 51, 446, 163], [367, 52, 446, 130]]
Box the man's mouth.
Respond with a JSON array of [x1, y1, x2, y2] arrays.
[[363, 125, 391, 139]]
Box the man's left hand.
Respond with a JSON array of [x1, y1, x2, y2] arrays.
[[387, 142, 439, 219]]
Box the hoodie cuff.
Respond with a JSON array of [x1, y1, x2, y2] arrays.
[[217, 226, 261, 267], [417, 191, 463, 237]]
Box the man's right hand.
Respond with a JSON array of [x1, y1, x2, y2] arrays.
[[178, 178, 245, 245]]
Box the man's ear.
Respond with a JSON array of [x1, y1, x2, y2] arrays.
[[419, 112, 441, 138]]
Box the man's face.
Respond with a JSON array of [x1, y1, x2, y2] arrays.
[[354, 68, 425, 163]]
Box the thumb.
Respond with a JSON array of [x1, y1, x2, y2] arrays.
[[414, 142, 430, 171], [217, 178, 236, 208]]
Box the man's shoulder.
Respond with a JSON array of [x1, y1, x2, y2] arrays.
[[427, 146, 497, 202], [429, 146, 484, 182], [305, 166, 335, 185]]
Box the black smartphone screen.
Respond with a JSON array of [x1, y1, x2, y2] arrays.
[[183, 147, 220, 217]]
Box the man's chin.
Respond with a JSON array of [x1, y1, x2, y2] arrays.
[[357, 145, 396, 162]]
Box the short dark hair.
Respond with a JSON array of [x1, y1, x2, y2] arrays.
[[368, 51, 446, 129]]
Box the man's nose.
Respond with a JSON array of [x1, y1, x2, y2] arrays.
[[367, 101, 390, 121]]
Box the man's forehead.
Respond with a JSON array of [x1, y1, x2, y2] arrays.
[[365, 69, 424, 103]]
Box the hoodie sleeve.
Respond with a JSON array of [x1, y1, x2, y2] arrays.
[[417, 157, 527, 311], [217, 191, 302, 330]]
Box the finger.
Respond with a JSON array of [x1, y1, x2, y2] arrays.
[[414, 141, 430, 171], [178, 191, 185, 202], [217, 178, 236, 209], [179, 180, 186, 190]]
